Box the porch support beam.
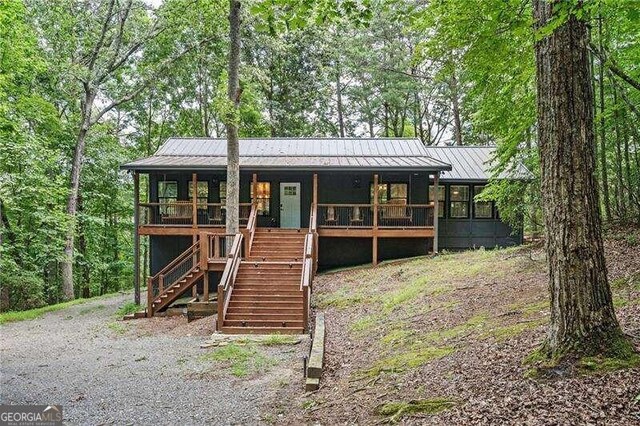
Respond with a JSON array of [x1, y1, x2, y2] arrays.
[[133, 172, 140, 305], [373, 174, 379, 266], [192, 172, 198, 229], [313, 173, 318, 206], [252, 173, 258, 204], [433, 172, 440, 254]]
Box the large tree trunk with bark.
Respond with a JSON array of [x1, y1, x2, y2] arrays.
[[225, 0, 241, 239], [533, 0, 623, 358]]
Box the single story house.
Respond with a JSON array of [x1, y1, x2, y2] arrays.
[[121, 137, 526, 333]]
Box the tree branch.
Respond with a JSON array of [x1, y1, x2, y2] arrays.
[[90, 36, 216, 125], [589, 42, 640, 92]]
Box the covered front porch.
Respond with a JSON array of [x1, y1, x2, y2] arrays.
[[133, 169, 442, 266]]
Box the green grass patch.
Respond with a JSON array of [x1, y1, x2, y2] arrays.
[[200, 343, 277, 377], [485, 319, 546, 342], [376, 398, 457, 421], [350, 314, 380, 333], [361, 345, 455, 378], [107, 321, 127, 335], [578, 353, 640, 372], [611, 272, 640, 291], [0, 293, 122, 325], [115, 302, 142, 317], [315, 287, 369, 309], [259, 335, 300, 346]]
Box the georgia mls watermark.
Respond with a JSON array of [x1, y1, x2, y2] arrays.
[[0, 405, 62, 426]]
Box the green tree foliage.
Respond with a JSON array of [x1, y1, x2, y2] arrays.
[[2, 0, 638, 311]]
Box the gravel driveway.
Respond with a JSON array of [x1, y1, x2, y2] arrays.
[[0, 293, 306, 425]]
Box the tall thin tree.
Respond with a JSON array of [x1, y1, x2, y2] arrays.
[[225, 0, 242, 238]]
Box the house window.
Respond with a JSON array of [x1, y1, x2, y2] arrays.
[[474, 185, 493, 218], [390, 183, 408, 203], [219, 181, 227, 205], [370, 183, 388, 204], [449, 185, 469, 218], [369, 183, 407, 204], [429, 185, 445, 218], [158, 181, 178, 215], [189, 181, 209, 207], [251, 182, 271, 216]]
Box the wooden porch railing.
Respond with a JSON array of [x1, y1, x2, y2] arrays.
[[147, 241, 200, 316], [243, 203, 258, 255], [139, 202, 253, 226], [216, 233, 243, 330], [301, 203, 318, 332], [316, 203, 434, 229], [205, 233, 236, 260]]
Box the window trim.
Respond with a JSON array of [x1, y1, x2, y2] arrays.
[[449, 185, 470, 219]]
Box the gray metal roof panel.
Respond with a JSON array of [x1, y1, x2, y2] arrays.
[[422, 146, 531, 181], [124, 138, 453, 171]]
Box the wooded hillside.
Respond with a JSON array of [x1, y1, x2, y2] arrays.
[[1, 0, 639, 311]]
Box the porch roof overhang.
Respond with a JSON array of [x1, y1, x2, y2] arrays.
[[121, 137, 453, 173]]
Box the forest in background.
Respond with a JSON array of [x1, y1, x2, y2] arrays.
[[1, 0, 639, 311]]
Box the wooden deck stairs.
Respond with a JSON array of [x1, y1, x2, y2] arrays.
[[146, 241, 204, 317], [220, 229, 306, 334]]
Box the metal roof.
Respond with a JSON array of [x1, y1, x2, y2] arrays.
[[121, 138, 531, 180], [422, 146, 532, 181], [122, 138, 453, 172]]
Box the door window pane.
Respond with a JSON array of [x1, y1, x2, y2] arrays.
[[474, 185, 493, 218], [449, 185, 469, 218]]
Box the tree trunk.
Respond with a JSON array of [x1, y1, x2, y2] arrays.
[[336, 59, 345, 138], [597, 14, 612, 221], [450, 70, 462, 146], [533, 0, 623, 357], [611, 88, 626, 218], [225, 0, 241, 239], [61, 91, 95, 301]]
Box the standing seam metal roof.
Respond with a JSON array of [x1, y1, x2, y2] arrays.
[[123, 138, 453, 172]]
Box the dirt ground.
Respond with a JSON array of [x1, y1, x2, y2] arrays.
[[268, 231, 640, 425], [2, 232, 639, 425], [0, 294, 309, 425]]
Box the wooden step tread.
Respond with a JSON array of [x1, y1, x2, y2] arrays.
[[220, 326, 304, 335], [223, 320, 304, 327]]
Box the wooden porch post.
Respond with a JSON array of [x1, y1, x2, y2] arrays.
[[313, 173, 318, 206], [252, 173, 258, 203], [192, 173, 198, 297], [203, 272, 209, 302], [433, 172, 440, 254], [192, 172, 198, 228], [133, 172, 140, 305], [373, 174, 379, 266]]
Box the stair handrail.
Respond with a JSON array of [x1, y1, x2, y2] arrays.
[[217, 232, 243, 330], [300, 203, 318, 332], [148, 241, 201, 316], [246, 202, 258, 254]]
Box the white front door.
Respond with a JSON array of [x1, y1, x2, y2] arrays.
[[280, 182, 301, 228]]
